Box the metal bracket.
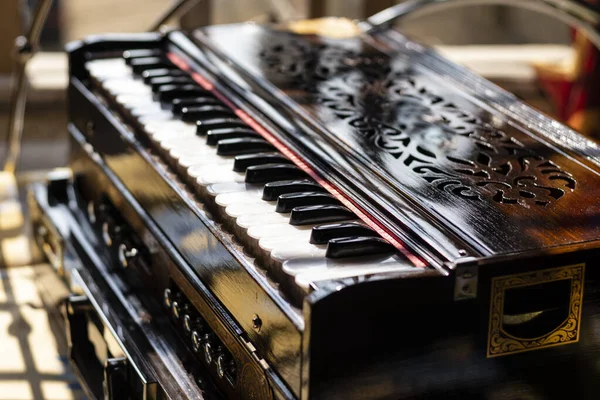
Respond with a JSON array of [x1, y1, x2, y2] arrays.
[[241, 336, 270, 371], [454, 265, 478, 301]]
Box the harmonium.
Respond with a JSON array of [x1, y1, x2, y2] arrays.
[[29, 17, 600, 400]]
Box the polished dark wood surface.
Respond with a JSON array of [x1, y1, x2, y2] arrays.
[[307, 260, 600, 400], [66, 76, 301, 397], [186, 25, 600, 268], [29, 183, 216, 400]]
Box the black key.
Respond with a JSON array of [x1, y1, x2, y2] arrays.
[[130, 57, 170, 74], [156, 84, 209, 103], [142, 68, 187, 84], [276, 192, 339, 213], [326, 236, 395, 258], [233, 152, 291, 172], [245, 164, 306, 184], [181, 105, 235, 122], [262, 180, 325, 201], [124, 49, 161, 64], [206, 128, 259, 145], [173, 97, 220, 116], [310, 222, 376, 244], [150, 76, 193, 92], [289, 204, 355, 226], [196, 118, 247, 136], [216, 138, 274, 156]]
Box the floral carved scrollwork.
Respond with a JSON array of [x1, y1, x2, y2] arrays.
[[260, 39, 577, 206]]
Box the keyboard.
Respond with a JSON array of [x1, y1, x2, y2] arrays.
[[31, 22, 600, 400], [85, 54, 418, 307]]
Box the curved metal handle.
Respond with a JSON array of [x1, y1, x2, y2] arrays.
[[148, 0, 203, 32], [3, 0, 54, 173], [364, 0, 600, 50], [4, 0, 201, 174]]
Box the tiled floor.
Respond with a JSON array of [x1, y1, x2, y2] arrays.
[[0, 266, 85, 400]]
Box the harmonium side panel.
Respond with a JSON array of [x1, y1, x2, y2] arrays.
[[303, 249, 600, 400]]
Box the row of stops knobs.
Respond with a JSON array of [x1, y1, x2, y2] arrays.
[[164, 287, 236, 382]]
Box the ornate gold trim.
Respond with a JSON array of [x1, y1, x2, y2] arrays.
[[487, 263, 585, 358]]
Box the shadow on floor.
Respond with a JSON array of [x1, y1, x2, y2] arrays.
[[0, 266, 86, 400]]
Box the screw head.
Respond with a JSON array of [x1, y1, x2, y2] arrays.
[[85, 121, 95, 137], [252, 314, 262, 332], [36, 225, 48, 237]]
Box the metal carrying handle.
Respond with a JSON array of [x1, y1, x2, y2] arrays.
[[363, 0, 600, 51]]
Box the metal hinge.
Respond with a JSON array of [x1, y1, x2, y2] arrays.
[[241, 336, 270, 371]]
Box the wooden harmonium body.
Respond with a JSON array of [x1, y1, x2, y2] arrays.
[[33, 20, 600, 400]]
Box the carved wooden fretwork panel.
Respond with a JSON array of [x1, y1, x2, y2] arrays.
[[259, 39, 576, 206]]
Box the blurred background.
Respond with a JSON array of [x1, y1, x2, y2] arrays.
[[1, 0, 596, 174]]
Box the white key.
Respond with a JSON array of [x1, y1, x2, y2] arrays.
[[207, 182, 259, 197], [269, 243, 327, 262], [116, 94, 155, 109], [159, 136, 207, 151], [104, 79, 150, 96], [85, 60, 125, 79], [131, 104, 164, 117], [152, 133, 198, 148], [287, 255, 416, 289], [232, 213, 292, 248], [103, 77, 145, 88], [169, 147, 215, 161], [236, 213, 290, 228], [87, 60, 131, 80], [146, 123, 196, 140], [172, 148, 231, 164], [87, 58, 128, 70], [258, 232, 313, 253], [243, 221, 311, 257], [284, 255, 406, 276], [169, 149, 218, 168], [224, 202, 275, 218], [151, 134, 195, 149], [139, 113, 175, 124], [192, 165, 245, 186], [177, 154, 234, 171], [247, 223, 312, 241], [173, 153, 224, 172], [215, 191, 264, 207]]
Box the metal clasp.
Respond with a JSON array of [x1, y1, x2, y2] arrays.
[[454, 265, 478, 301]]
